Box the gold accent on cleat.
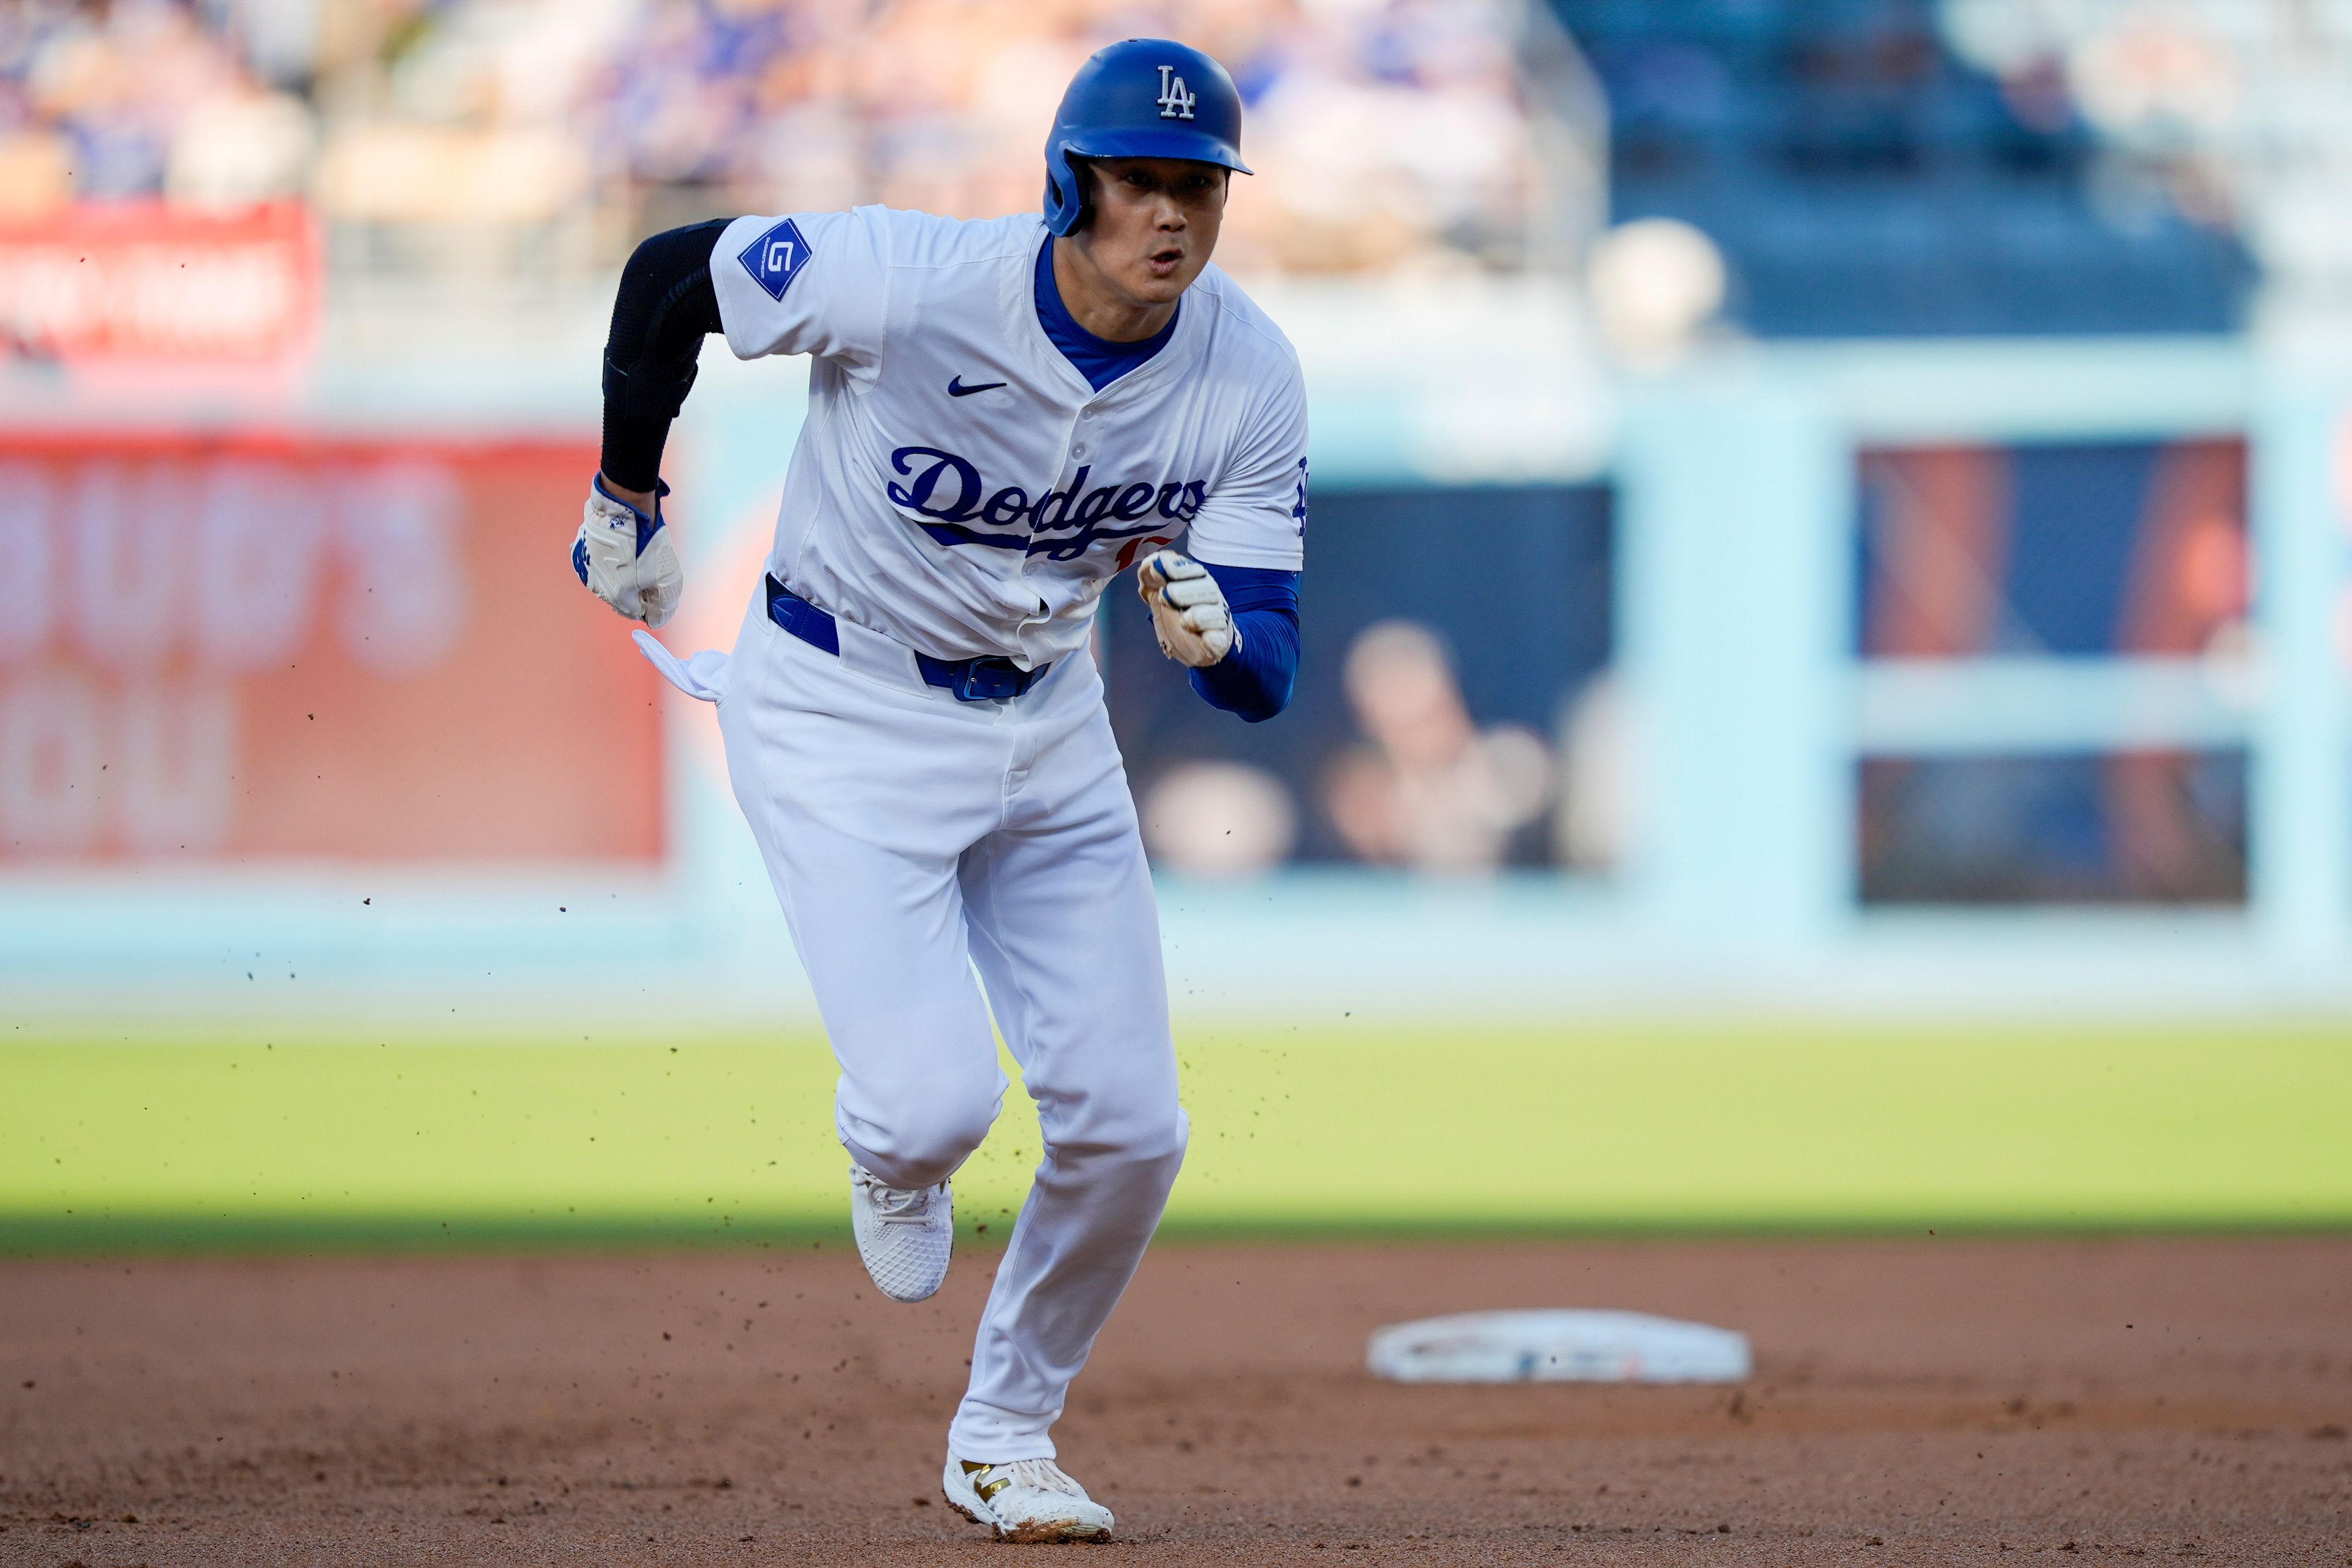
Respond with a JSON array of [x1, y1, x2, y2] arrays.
[[962, 1459, 1012, 1502]]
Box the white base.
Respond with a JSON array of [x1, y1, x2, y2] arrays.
[[1367, 1309, 1751, 1384]]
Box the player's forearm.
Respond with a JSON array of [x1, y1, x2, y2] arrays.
[[1186, 563, 1299, 723], [600, 219, 733, 493]]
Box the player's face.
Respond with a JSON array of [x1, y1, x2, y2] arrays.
[[1078, 157, 1227, 305]]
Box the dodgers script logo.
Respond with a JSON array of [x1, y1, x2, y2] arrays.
[[1156, 65, 1196, 121], [738, 217, 811, 301], [887, 445, 1205, 564]]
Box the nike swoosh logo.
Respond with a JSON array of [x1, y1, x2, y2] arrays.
[[948, 376, 1008, 397]]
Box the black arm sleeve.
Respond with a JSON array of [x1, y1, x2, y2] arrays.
[[599, 219, 733, 494]]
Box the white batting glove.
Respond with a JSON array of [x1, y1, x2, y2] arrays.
[[572, 478, 684, 629], [1137, 549, 1238, 667]]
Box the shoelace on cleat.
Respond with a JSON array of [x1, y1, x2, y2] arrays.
[[856, 1171, 940, 1226], [966, 1458, 1086, 1501]]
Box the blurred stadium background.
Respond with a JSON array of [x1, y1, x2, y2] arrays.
[[4, 0, 2351, 1248]]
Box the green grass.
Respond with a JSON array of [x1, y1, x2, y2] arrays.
[[4, 1020, 2350, 1251]]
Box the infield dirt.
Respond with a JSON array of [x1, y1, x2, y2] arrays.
[[2, 1237, 2347, 1565]]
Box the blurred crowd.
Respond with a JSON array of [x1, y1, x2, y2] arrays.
[[1938, 0, 2352, 331], [0, 0, 1562, 274]]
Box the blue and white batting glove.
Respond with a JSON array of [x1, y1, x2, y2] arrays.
[[572, 477, 684, 630], [1137, 549, 1236, 667]]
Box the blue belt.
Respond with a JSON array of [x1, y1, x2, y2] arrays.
[[766, 574, 1049, 703]]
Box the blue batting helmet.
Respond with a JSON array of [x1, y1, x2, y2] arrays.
[[1042, 39, 1251, 238]]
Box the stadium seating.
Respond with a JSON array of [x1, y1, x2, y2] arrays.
[[1551, 0, 2254, 334]]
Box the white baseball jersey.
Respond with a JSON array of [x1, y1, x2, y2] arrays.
[[710, 206, 1308, 669]]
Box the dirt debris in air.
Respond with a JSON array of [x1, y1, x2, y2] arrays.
[[2, 1237, 2349, 1564]]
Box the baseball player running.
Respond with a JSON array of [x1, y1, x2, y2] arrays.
[[572, 39, 1305, 1543]]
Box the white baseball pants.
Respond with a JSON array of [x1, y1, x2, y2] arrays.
[[710, 591, 1186, 1463]]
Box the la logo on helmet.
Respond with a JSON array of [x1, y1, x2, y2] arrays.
[[1155, 64, 1196, 121]]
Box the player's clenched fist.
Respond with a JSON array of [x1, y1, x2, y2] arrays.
[[1137, 551, 1237, 667], [572, 478, 685, 629]]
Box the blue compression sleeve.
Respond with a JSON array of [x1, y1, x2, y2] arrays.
[[1187, 562, 1300, 723]]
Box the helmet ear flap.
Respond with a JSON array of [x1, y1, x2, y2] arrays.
[[1045, 148, 1093, 236]]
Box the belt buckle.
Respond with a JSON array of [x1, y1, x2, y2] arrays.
[[954, 660, 1022, 702]]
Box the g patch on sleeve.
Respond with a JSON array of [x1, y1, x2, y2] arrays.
[[737, 218, 813, 302]]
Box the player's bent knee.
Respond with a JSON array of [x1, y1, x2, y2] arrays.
[[1102, 1107, 1188, 1206], [840, 1085, 1001, 1189], [1051, 1101, 1188, 1178], [1137, 1104, 1190, 1168]]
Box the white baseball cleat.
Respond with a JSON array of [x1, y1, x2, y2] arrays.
[[941, 1454, 1115, 1543], [848, 1163, 952, 1303]]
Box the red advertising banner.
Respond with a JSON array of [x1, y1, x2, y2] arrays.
[[0, 203, 320, 363], [0, 434, 662, 863]]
